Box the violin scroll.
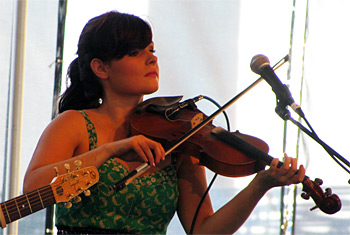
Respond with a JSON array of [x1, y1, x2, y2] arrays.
[[301, 177, 341, 214]]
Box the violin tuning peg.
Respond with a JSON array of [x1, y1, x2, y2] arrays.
[[84, 190, 91, 197], [325, 188, 332, 196], [64, 201, 72, 208], [314, 178, 323, 185], [301, 192, 310, 200], [310, 205, 319, 211]]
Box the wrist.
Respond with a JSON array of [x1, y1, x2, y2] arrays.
[[249, 174, 271, 195], [101, 143, 114, 159]]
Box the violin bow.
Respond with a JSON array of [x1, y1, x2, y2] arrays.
[[112, 55, 290, 192]]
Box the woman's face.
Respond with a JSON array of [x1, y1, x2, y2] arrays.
[[103, 42, 159, 97]]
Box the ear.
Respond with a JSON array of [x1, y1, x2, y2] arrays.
[[90, 58, 109, 79]]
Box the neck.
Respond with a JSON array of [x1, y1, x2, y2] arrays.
[[97, 94, 143, 124]]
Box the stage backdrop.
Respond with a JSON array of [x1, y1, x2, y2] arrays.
[[0, 0, 349, 234]]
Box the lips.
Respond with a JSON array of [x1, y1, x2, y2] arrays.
[[145, 71, 158, 77]]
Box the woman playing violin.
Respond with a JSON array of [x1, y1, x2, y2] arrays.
[[23, 11, 305, 234]]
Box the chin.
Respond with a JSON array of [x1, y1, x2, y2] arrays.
[[145, 84, 159, 94], [144, 88, 159, 95]]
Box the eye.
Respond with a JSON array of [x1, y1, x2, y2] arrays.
[[149, 49, 156, 53], [128, 49, 140, 57]]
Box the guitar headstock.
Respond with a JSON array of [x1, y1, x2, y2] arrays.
[[50, 163, 99, 205], [301, 177, 341, 214]]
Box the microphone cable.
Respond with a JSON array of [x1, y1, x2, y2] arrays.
[[189, 95, 230, 234]]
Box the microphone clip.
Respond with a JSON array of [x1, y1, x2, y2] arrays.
[[274, 84, 305, 119], [275, 100, 291, 121]]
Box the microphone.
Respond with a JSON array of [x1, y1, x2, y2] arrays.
[[250, 54, 304, 118], [165, 95, 203, 120]]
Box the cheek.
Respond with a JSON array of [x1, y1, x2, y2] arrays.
[[112, 64, 142, 80]]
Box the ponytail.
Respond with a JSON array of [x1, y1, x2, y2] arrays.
[[58, 57, 104, 113]]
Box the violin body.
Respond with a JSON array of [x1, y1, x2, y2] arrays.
[[130, 96, 268, 177]]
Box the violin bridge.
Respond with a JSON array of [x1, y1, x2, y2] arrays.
[[191, 113, 204, 128]]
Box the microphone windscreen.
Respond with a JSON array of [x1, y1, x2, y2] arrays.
[[250, 54, 270, 74]]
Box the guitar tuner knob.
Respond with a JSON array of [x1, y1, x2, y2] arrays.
[[54, 167, 59, 176], [76, 187, 83, 193], [73, 196, 82, 203], [74, 160, 82, 169], [314, 178, 323, 185], [64, 202, 72, 208], [64, 164, 71, 173], [72, 173, 79, 179], [84, 190, 91, 196]]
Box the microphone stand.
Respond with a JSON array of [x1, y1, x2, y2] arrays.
[[275, 102, 350, 177]]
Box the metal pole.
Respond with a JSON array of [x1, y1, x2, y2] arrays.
[[8, 0, 28, 234], [45, 1, 68, 234]]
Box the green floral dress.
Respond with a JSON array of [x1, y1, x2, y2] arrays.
[[55, 111, 179, 234]]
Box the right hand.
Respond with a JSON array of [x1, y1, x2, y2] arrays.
[[109, 135, 165, 166]]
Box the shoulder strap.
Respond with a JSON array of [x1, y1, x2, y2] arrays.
[[79, 110, 98, 150]]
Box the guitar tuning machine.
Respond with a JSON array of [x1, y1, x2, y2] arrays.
[[74, 160, 82, 169], [54, 167, 59, 177], [84, 190, 91, 196], [64, 195, 82, 208], [73, 196, 82, 203], [64, 201, 72, 208], [64, 164, 71, 173]]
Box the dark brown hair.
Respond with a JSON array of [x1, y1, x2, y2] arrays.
[[58, 11, 153, 113]]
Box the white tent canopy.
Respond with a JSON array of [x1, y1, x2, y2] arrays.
[[0, 1, 349, 234]]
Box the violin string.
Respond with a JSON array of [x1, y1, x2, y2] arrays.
[[121, 57, 290, 187]]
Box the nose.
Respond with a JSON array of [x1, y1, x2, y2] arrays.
[[146, 51, 158, 65]]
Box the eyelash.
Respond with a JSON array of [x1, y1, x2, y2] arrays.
[[128, 48, 156, 57]]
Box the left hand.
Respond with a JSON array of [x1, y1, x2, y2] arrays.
[[255, 153, 306, 191]]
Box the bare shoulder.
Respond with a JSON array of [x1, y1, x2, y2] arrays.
[[54, 109, 85, 123], [37, 110, 88, 153], [48, 110, 86, 132]]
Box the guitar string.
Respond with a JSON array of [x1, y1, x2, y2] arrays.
[[1, 185, 54, 221], [3, 176, 94, 220], [2, 170, 96, 221], [3, 174, 86, 215]]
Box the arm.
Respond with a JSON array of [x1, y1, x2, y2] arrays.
[[176, 155, 305, 234], [23, 110, 165, 193], [23, 110, 109, 193]]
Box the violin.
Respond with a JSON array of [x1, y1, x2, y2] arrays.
[[117, 96, 341, 215]]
